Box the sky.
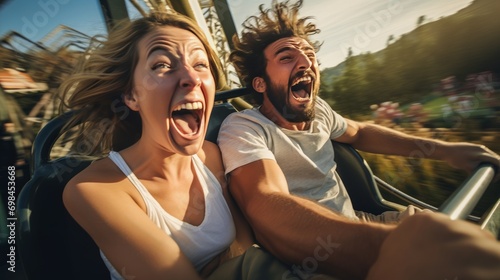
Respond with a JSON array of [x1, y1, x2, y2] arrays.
[[0, 0, 473, 68], [228, 0, 473, 69], [0, 0, 107, 43]]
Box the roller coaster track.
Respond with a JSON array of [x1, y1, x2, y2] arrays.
[[0, 0, 239, 128]]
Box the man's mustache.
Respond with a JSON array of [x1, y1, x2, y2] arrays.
[[291, 70, 316, 83]]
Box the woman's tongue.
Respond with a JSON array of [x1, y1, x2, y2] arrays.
[[173, 111, 199, 135]]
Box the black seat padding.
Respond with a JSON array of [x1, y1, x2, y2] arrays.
[[333, 141, 395, 215], [206, 102, 237, 143], [16, 110, 105, 280]]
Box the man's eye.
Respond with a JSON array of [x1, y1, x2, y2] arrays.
[[152, 62, 170, 70], [280, 56, 292, 62]]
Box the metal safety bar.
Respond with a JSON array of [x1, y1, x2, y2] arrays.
[[438, 163, 497, 220]]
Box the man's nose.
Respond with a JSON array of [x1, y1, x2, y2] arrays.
[[297, 52, 312, 70]]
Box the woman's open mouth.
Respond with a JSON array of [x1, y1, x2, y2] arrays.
[[171, 101, 203, 137]]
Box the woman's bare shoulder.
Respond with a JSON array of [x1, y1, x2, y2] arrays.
[[62, 154, 147, 232], [63, 156, 132, 209], [67, 156, 123, 187], [198, 141, 225, 185], [200, 140, 220, 157]]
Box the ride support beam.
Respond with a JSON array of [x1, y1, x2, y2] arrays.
[[99, 0, 130, 32], [212, 0, 238, 51]]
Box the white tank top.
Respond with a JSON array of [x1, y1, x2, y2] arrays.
[[100, 151, 236, 280]]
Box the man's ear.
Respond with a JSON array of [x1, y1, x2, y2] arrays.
[[252, 77, 266, 93], [123, 91, 140, 111]]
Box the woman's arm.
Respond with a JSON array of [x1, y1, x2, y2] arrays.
[[63, 171, 201, 280]]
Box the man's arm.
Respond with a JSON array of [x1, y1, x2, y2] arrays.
[[336, 119, 500, 179], [366, 212, 500, 280], [228, 158, 394, 280]]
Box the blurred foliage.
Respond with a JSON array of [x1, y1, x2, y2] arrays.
[[360, 126, 500, 217], [320, 0, 500, 118]]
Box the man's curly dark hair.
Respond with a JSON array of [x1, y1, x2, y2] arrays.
[[230, 0, 322, 101]]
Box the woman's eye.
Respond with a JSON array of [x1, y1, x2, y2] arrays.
[[194, 62, 209, 69], [152, 62, 170, 70]]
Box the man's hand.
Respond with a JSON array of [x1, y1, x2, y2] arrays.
[[366, 212, 500, 280], [442, 142, 500, 181]]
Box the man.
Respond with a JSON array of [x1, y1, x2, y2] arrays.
[[217, 0, 500, 279]]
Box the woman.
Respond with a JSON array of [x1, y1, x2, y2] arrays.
[[59, 12, 266, 279]]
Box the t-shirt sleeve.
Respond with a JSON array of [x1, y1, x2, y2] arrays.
[[330, 110, 347, 139], [316, 97, 347, 139], [217, 112, 276, 175]]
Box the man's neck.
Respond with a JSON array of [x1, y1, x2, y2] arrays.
[[259, 103, 310, 131]]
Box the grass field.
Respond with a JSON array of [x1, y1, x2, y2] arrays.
[[359, 120, 500, 217]]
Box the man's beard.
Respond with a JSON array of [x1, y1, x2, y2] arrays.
[[263, 74, 315, 123]]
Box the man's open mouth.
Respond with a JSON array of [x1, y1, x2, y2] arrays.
[[171, 101, 203, 136], [290, 76, 313, 102]]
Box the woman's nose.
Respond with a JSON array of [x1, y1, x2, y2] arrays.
[[180, 66, 201, 88]]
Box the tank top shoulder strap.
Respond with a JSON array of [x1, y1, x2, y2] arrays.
[[191, 154, 223, 195], [108, 151, 151, 199]]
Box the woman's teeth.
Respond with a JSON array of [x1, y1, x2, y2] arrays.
[[173, 101, 203, 111]]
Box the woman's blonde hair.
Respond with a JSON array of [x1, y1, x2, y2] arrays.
[[59, 12, 225, 156]]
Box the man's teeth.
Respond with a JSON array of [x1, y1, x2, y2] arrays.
[[173, 102, 203, 111], [292, 76, 312, 86]]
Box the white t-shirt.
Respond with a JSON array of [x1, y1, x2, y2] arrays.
[[218, 97, 358, 220]]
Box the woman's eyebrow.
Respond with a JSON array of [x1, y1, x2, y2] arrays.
[[187, 42, 207, 54], [147, 45, 170, 58]]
